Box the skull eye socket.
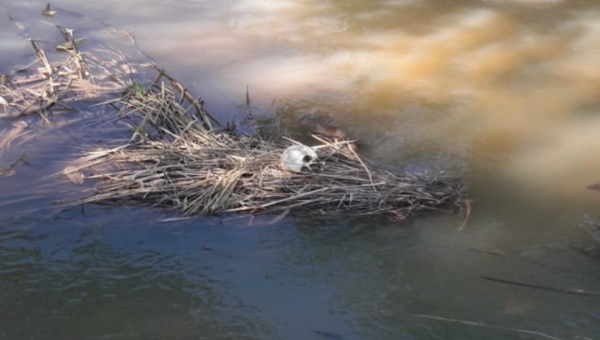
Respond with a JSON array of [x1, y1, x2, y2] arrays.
[[302, 155, 313, 163]]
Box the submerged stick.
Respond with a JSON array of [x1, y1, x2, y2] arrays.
[[458, 199, 471, 231], [480, 276, 600, 297], [469, 249, 587, 276], [0, 152, 28, 177], [413, 314, 565, 340], [570, 245, 600, 265]]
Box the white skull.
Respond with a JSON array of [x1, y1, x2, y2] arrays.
[[281, 144, 319, 173]]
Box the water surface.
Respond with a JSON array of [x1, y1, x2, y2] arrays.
[[1, 0, 599, 339]]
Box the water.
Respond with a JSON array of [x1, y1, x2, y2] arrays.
[[1, 0, 600, 339]]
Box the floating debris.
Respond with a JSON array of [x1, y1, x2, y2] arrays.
[[587, 183, 600, 192], [42, 3, 57, 17], [60, 69, 467, 220]]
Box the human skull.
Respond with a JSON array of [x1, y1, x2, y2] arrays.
[[281, 144, 319, 173]]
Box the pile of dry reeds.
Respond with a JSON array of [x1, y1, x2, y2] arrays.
[[61, 70, 467, 220]]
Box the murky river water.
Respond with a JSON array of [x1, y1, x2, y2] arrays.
[[1, 0, 600, 339]]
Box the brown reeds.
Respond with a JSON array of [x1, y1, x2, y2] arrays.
[[61, 69, 466, 220]]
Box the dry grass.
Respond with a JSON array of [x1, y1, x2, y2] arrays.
[[62, 70, 467, 220], [0, 39, 133, 119], [0, 22, 151, 153]]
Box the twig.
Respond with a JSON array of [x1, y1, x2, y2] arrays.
[[267, 208, 289, 225], [458, 199, 471, 231], [480, 276, 600, 297], [259, 187, 329, 209], [582, 215, 600, 243], [413, 314, 565, 340], [569, 245, 600, 265], [0, 152, 28, 177], [469, 249, 587, 276], [245, 85, 250, 106], [150, 66, 222, 129], [347, 143, 376, 192], [31, 40, 53, 80]]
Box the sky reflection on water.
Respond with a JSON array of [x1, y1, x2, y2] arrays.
[[1, 0, 600, 339]]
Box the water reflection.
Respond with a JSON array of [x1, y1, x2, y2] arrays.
[[284, 215, 600, 340], [0, 212, 277, 340], [2, 210, 600, 339], [1, 0, 600, 339]]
